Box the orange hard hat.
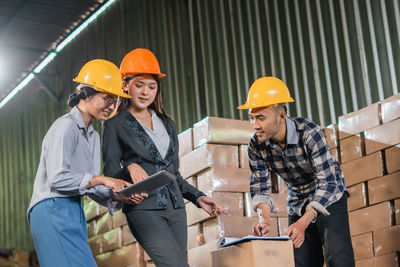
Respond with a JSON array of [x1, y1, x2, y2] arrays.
[[120, 48, 166, 78], [237, 77, 294, 109]]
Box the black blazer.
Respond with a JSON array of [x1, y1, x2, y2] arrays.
[[102, 109, 205, 213]]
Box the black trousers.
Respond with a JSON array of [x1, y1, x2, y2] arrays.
[[125, 200, 189, 267], [289, 195, 355, 267]]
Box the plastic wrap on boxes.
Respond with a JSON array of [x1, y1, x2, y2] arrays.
[[197, 167, 250, 195], [351, 232, 373, 260], [188, 223, 203, 249], [381, 93, 400, 123], [278, 217, 289, 236], [88, 235, 102, 255], [386, 145, 400, 173], [192, 117, 253, 148], [178, 128, 193, 157], [373, 225, 400, 256], [348, 201, 393, 236], [368, 172, 400, 205], [102, 228, 122, 252], [340, 134, 364, 163], [239, 145, 249, 169], [180, 144, 239, 179], [323, 124, 339, 149], [395, 199, 400, 225], [83, 197, 98, 221], [364, 119, 400, 154], [341, 152, 384, 186], [338, 103, 380, 139], [188, 240, 219, 267], [122, 224, 136, 245], [112, 210, 127, 228], [347, 183, 367, 211], [96, 212, 113, 235], [209, 192, 244, 217]]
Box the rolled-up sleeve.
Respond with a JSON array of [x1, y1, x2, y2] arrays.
[[248, 138, 276, 213]]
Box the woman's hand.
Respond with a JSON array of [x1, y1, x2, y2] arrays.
[[197, 196, 229, 216], [127, 163, 149, 183], [112, 193, 148, 205]]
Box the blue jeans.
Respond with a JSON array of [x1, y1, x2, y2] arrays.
[[29, 197, 97, 267], [289, 195, 355, 267]]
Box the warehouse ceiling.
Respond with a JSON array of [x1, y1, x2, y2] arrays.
[[0, 0, 105, 102]]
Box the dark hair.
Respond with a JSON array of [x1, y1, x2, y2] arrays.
[[118, 74, 170, 118], [67, 85, 98, 107]]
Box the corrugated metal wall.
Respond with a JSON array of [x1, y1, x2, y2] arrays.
[[0, 0, 399, 250]]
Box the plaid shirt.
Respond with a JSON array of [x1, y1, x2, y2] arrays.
[[248, 117, 346, 217]]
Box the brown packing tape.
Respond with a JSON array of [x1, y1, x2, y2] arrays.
[[211, 240, 295, 267], [239, 145, 250, 169], [385, 145, 400, 173], [178, 127, 193, 158], [180, 144, 239, 179], [96, 212, 113, 235], [187, 223, 203, 249], [373, 225, 400, 256], [368, 171, 400, 205], [122, 224, 136, 246], [192, 117, 253, 148], [88, 235, 102, 255], [339, 134, 364, 163], [338, 102, 380, 140], [348, 201, 393, 236], [341, 151, 384, 186], [364, 119, 400, 154], [380, 92, 400, 123], [351, 232, 373, 260], [187, 240, 219, 267], [347, 183, 367, 211], [112, 210, 127, 229], [197, 167, 250, 194], [102, 227, 122, 253]]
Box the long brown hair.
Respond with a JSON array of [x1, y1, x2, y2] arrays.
[[118, 74, 170, 118]]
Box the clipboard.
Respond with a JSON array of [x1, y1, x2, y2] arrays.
[[118, 170, 176, 196]]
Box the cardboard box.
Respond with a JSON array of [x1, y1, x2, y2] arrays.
[[102, 228, 122, 252], [95, 251, 113, 267], [373, 225, 400, 256], [122, 224, 136, 246], [192, 117, 253, 148], [340, 134, 364, 163], [186, 202, 211, 226], [381, 93, 400, 123], [178, 128, 193, 157], [83, 198, 98, 221], [338, 103, 380, 140], [364, 119, 400, 154], [348, 201, 393, 236], [217, 215, 259, 238], [88, 235, 102, 255], [188, 223, 202, 249], [395, 198, 400, 225], [347, 183, 368, 211], [239, 145, 250, 169], [368, 171, 400, 204], [323, 125, 339, 149], [270, 193, 288, 217], [112, 243, 141, 267], [351, 232, 373, 260], [180, 144, 239, 179], [385, 145, 400, 173], [112, 210, 127, 228], [278, 217, 289, 236], [341, 152, 384, 186], [203, 218, 219, 244], [331, 147, 340, 163], [197, 167, 250, 195], [187, 240, 219, 267], [96, 212, 113, 235], [87, 220, 96, 238], [211, 240, 295, 267], [355, 257, 374, 267], [374, 253, 399, 267], [209, 192, 244, 217]]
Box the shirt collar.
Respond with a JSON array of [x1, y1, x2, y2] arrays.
[[70, 106, 94, 134], [286, 117, 299, 145]]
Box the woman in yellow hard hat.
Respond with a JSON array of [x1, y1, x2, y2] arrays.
[[102, 48, 228, 266], [28, 59, 144, 267]]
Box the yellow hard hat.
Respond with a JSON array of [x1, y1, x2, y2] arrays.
[[237, 76, 294, 109], [74, 59, 131, 98]]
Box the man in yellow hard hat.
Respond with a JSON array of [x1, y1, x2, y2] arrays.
[[238, 77, 354, 267]]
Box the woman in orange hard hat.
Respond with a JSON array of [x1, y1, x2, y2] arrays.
[[240, 77, 354, 267], [28, 59, 144, 267], [102, 48, 228, 267]]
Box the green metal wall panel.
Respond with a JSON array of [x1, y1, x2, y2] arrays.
[[0, 0, 399, 250]]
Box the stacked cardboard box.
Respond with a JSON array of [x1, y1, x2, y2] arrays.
[[339, 93, 400, 267]]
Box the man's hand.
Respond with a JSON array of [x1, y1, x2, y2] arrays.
[[112, 192, 148, 205], [127, 163, 149, 183], [197, 196, 229, 216], [253, 221, 271, 236], [89, 176, 131, 192], [285, 209, 316, 248]]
